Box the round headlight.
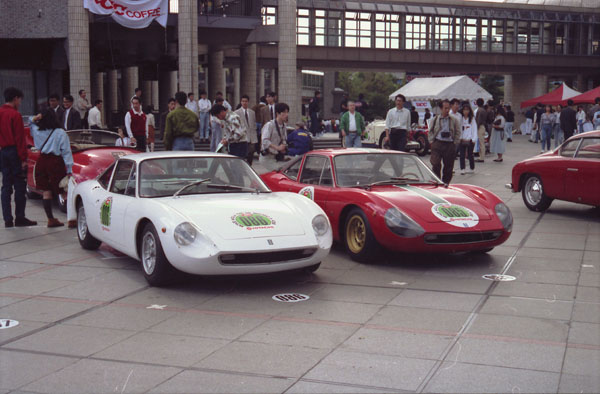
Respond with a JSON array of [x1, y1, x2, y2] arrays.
[[174, 222, 197, 246], [384, 208, 425, 238], [494, 203, 513, 231], [312, 215, 329, 237]]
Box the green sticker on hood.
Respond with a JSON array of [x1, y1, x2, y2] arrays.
[[232, 212, 276, 230]]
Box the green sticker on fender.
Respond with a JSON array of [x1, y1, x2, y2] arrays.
[[100, 197, 112, 227], [232, 212, 276, 230]]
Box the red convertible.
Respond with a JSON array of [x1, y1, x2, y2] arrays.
[[26, 128, 138, 211], [508, 130, 600, 211], [261, 149, 512, 261]]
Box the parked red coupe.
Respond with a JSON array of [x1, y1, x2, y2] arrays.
[[26, 128, 138, 211], [261, 149, 512, 261], [507, 130, 600, 211]]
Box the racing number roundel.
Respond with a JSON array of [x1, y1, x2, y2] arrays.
[[431, 203, 479, 228], [299, 186, 315, 201], [232, 212, 276, 230]]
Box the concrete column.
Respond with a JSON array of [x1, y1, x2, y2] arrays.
[[258, 69, 265, 99], [107, 69, 118, 114], [270, 69, 277, 93], [506, 74, 548, 127], [503, 75, 513, 107], [323, 71, 336, 119], [121, 66, 139, 110], [67, 0, 90, 96], [151, 81, 159, 111], [208, 48, 225, 100], [278, 0, 299, 124], [92, 72, 105, 127], [233, 68, 241, 107], [142, 80, 152, 107], [240, 44, 257, 105], [178, 0, 199, 94], [159, 70, 178, 112], [576, 74, 586, 92]]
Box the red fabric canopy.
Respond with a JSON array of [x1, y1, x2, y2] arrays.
[[569, 86, 600, 104], [519, 83, 580, 109]]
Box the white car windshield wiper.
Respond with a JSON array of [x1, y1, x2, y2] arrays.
[[206, 183, 260, 193], [173, 178, 211, 197]]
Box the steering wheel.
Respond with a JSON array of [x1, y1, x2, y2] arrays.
[[400, 172, 420, 180]]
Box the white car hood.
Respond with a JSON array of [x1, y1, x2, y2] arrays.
[[158, 193, 306, 240]]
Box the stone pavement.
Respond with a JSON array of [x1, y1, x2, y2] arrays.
[[0, 135, 598, 393]]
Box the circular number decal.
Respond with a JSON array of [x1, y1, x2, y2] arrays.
[[482, 274, 516, 282], [272, 293, 310, 303], [431, 203, 479, 228], [231, 212, 276, 230]]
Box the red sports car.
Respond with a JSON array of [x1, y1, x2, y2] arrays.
[[26, 128, 138, 211], [261, 149, 512, 261], [507, 130, 600, 211]]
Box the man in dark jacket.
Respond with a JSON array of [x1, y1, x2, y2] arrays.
[[560, 99, 578, 141], [61, 94, 82, 131], [309, 91, 321, 136]]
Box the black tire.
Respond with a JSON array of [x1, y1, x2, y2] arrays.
[[343, 208, 379, 263], [76, 203, 101, 250], [57, 193, 67, 213], [521, 174, 553, 212], [303, 263, 321, 274], [139, 222, 176, 286], [26, 185, 41, 199], [415, 134, 429, 156]]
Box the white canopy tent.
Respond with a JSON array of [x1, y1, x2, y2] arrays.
[[388, 76, 493, 101]]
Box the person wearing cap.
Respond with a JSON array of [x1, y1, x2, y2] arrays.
[[287, 121, 313, 156]]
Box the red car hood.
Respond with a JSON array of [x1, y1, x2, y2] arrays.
[[371, 184, 493, 223]]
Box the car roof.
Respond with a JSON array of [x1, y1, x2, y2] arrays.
[[307, 148, 413, 157], [569, 130, 600, 139], [120, 151, 236, 162]]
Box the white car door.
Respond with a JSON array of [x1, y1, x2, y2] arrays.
[[103, 159, 137, 248], [84, 163, 115, 237]]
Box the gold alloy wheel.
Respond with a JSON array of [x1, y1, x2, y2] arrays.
[[346, 215, 366, 254]]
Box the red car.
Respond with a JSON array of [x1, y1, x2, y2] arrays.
[[26, 128, 138, 211], [261, 149, 512, 261], [508, 130, 600, 211]]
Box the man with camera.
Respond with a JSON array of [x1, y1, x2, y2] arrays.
[[260, 102, 289, 172], [428, 99, 461, 185]]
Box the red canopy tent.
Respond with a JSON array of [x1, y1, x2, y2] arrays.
[[569, 86, 600, 104], [519, 83, 580, 109]]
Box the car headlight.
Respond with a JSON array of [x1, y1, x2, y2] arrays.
[[174, 222, 197, 246], [384, 208, 425, 238], [495, 203, 513, 231], [312, 215, 329, 237]]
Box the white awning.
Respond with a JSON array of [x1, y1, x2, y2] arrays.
[[389, 76, 493, 101]]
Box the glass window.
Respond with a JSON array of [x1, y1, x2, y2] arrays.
[[406, 15, 429, 50], [453, 17, 462, 51], [480, 19, 490, 51], [110, 161, 135, 195], [262, 7, 276, 25], [530, 22, 540, 53], [464, 18, 477, 52], [375, 13, 400, 49], [283, 158, 302, 181], [506, 20, 515, 52], [559, 139, 580, 158], [345, 12, 372, 48], [576, 138, 600, 159], [542, 22, 554, 54], [320, 160, 333, 186], [555, 23, 566, 54], [299, 156, 328, 185], [517, 21, 529, 53], [98, 163, 115, 190], [297, 9, 310, 46], [491, 19, 504, 52], [434, 17, 452, 51]]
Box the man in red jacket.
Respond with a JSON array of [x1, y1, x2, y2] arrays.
[[0, 87, 37, 227]]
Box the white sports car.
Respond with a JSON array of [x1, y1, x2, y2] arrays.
[[72, 152, 332, 286]]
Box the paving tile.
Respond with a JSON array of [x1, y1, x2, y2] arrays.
[[0, 319, 47, 344], [66, 304, 176, 331], [573, 302, 600, 323], [516, 247, 583, 262], [0, 349, 77, 391], [277, 299, 381, 324], [308, 267, 347, 283], [467, 314, 569, 343], [0, 296, 26, 308], [200, 294, 290, 315], [583, 250, 600, 264], [524, 232, 587, 250], [147, 310, 266, 340], [0, 298, 96, 323], [491, 281, 576, 301], [149, 370, 293, 393], [0, 277, 76, 296], [26, 265, 113, 281], [10, 245, 98, 265], [309, 284, 401, 305], [558, 373, 600, 394], [196, 341, 329, 378], [286, 381, 396, 393], [509, 268, 579, 285], [446, 337, 565, 372], [576, 286, 600, 302], [511, 256, 583, 272], [240, 319, 357, 349], [568, 322, 600, 346], [562, 347, 600, 377], [5, 324, 135, 357], [585, 237, 600, 251], [304, 349, 436, 391], [388, 290, 482, 312], [479, 295, 573, 320], [341, 327, 452, 360], [405, 276, 490, 294], [368, 306, 471, 333], [94, 331, 229, 367], [579, 272, 600, 287], [21, 358, 181, 394], [0, 261, 44, 278], [116, 285, 223, 309], [331, 269, 421, 289], [424, 362, 560, 393]]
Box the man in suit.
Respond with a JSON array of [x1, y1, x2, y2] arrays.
[[560, 99, 577, 141], [235, 95, 257, 165], [48, 94, 64, 122], [61, 94, 82, 131], [259, 92, 276, 126]]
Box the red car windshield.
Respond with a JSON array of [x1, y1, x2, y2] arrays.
[[67, 130, 122, 152]]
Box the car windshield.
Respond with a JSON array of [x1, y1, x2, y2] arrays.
[[67, 129, 122, 151], [334, 153, 440, 187], [139, 156, 270, 198]]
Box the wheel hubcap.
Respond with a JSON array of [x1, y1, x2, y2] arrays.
[[525, 177, 543, 205], [77, 206, 87, 240], [142, 232, 157, 275], [347, 216, 366, 254]]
